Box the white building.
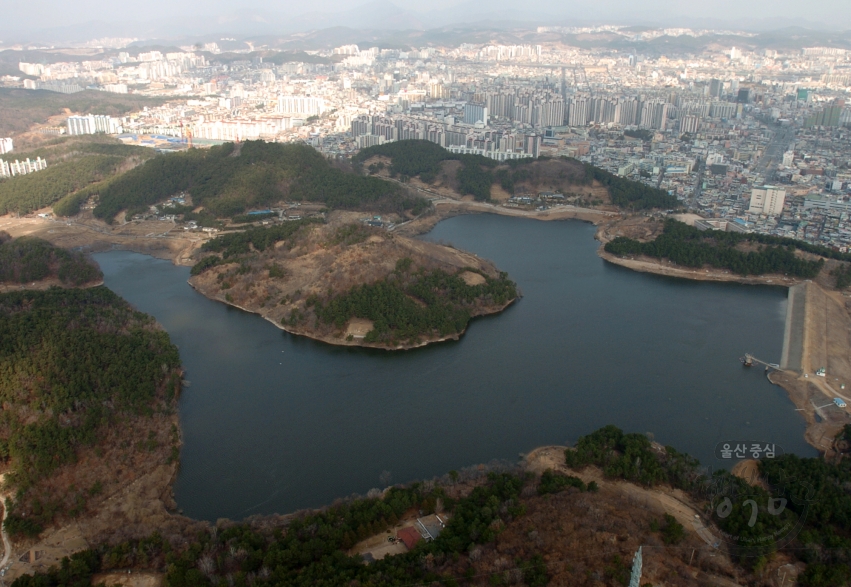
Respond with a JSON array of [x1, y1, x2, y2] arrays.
[[748, 186, 787, 216], [67, 115, 121, 135], [782, 151, 795, 167], [0, 157, 48, 178], [0, 138, 12, 155], [276, 95, 326, 116], [679, 115, 700, 134], [193, 118, 291, 141]]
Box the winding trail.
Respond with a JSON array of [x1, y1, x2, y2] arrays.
[[0, 492, 10, 571]]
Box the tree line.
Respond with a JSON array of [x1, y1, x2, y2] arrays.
[[0, 155, 125, 216], [575, 160, 679, 209], [354, 140, 511, 201], [605, 218, 826, 278], [0, 139, 155, 217]]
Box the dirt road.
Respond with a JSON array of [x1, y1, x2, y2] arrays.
[[1, 483, 11, 571]]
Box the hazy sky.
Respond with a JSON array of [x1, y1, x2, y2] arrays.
[[3, 0, 850, 36]]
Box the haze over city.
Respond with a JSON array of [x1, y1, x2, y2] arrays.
[[3, 0, 851, 41]]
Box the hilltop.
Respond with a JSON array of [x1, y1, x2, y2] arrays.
[[88, 140, 428, 222], [0, 232, 102, 289], [189, 213, 518, 349], [354, 139, 679, 210]]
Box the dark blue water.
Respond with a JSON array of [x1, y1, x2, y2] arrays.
[[94, 214, 816, 522]]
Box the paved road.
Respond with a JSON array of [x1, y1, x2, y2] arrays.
[[754, 123, 794, 183], [688, 155, 706, 210]]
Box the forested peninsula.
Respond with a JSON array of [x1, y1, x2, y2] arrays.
[[87, 140, 427, 221], [189, 218, 518, 349], [0, 232, 102, 287], [604, 218, 827, 278]]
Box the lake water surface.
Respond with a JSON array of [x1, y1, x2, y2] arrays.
[[94, 214, 816, 522]]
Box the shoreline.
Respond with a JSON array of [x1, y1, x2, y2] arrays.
[[596, 247, 801, 287], [4, 208, 846, 453], [187, 280, 518, 351]]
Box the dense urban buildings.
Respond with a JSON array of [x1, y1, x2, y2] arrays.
[[2, 25, 851, 248]]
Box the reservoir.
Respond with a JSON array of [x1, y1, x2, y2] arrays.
[[94, 214, 817, 522]]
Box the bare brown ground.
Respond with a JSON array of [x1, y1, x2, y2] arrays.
[[0, 211, 206, 267], [0, 277, 103, 293], [460, 271, 486, 286], [347, 516, 416, 560], [3, 407, 206, 582], [91, 571, 164, 587], [189, 216, 517, 350], [730, 460, 770, 490], [345, 318, 374, 338]]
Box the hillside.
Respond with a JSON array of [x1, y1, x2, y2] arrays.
[[0, 89, 166, 138], [0, 232, 102, 287], [188, 214, 517, 348], [354, 139, 679, 210], [9, 424, 851, 587], [0, 137, 156, 216], [0, 286, 183, 539], [91, 140, 429, 222]]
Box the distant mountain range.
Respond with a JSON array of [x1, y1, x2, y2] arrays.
[[1, 0, 849, 49]]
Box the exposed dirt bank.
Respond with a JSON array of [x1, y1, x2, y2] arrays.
[[0, 212, 205, 267]]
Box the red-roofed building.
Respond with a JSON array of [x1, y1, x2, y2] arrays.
[[396, 526, 422, 550]]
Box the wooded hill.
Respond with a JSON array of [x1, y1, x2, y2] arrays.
[[0, 232, 102, 285], [605, 218, 827, 278], [307, 260, 518, 345], [190, 221, 518, 348], [91, 140, 429, 222], [353, 139, 679, 209], [564, 425, 851, 585], [0, 138, 156, 216], [13, 424, 851, 587], [0, 286, 182, 538]]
